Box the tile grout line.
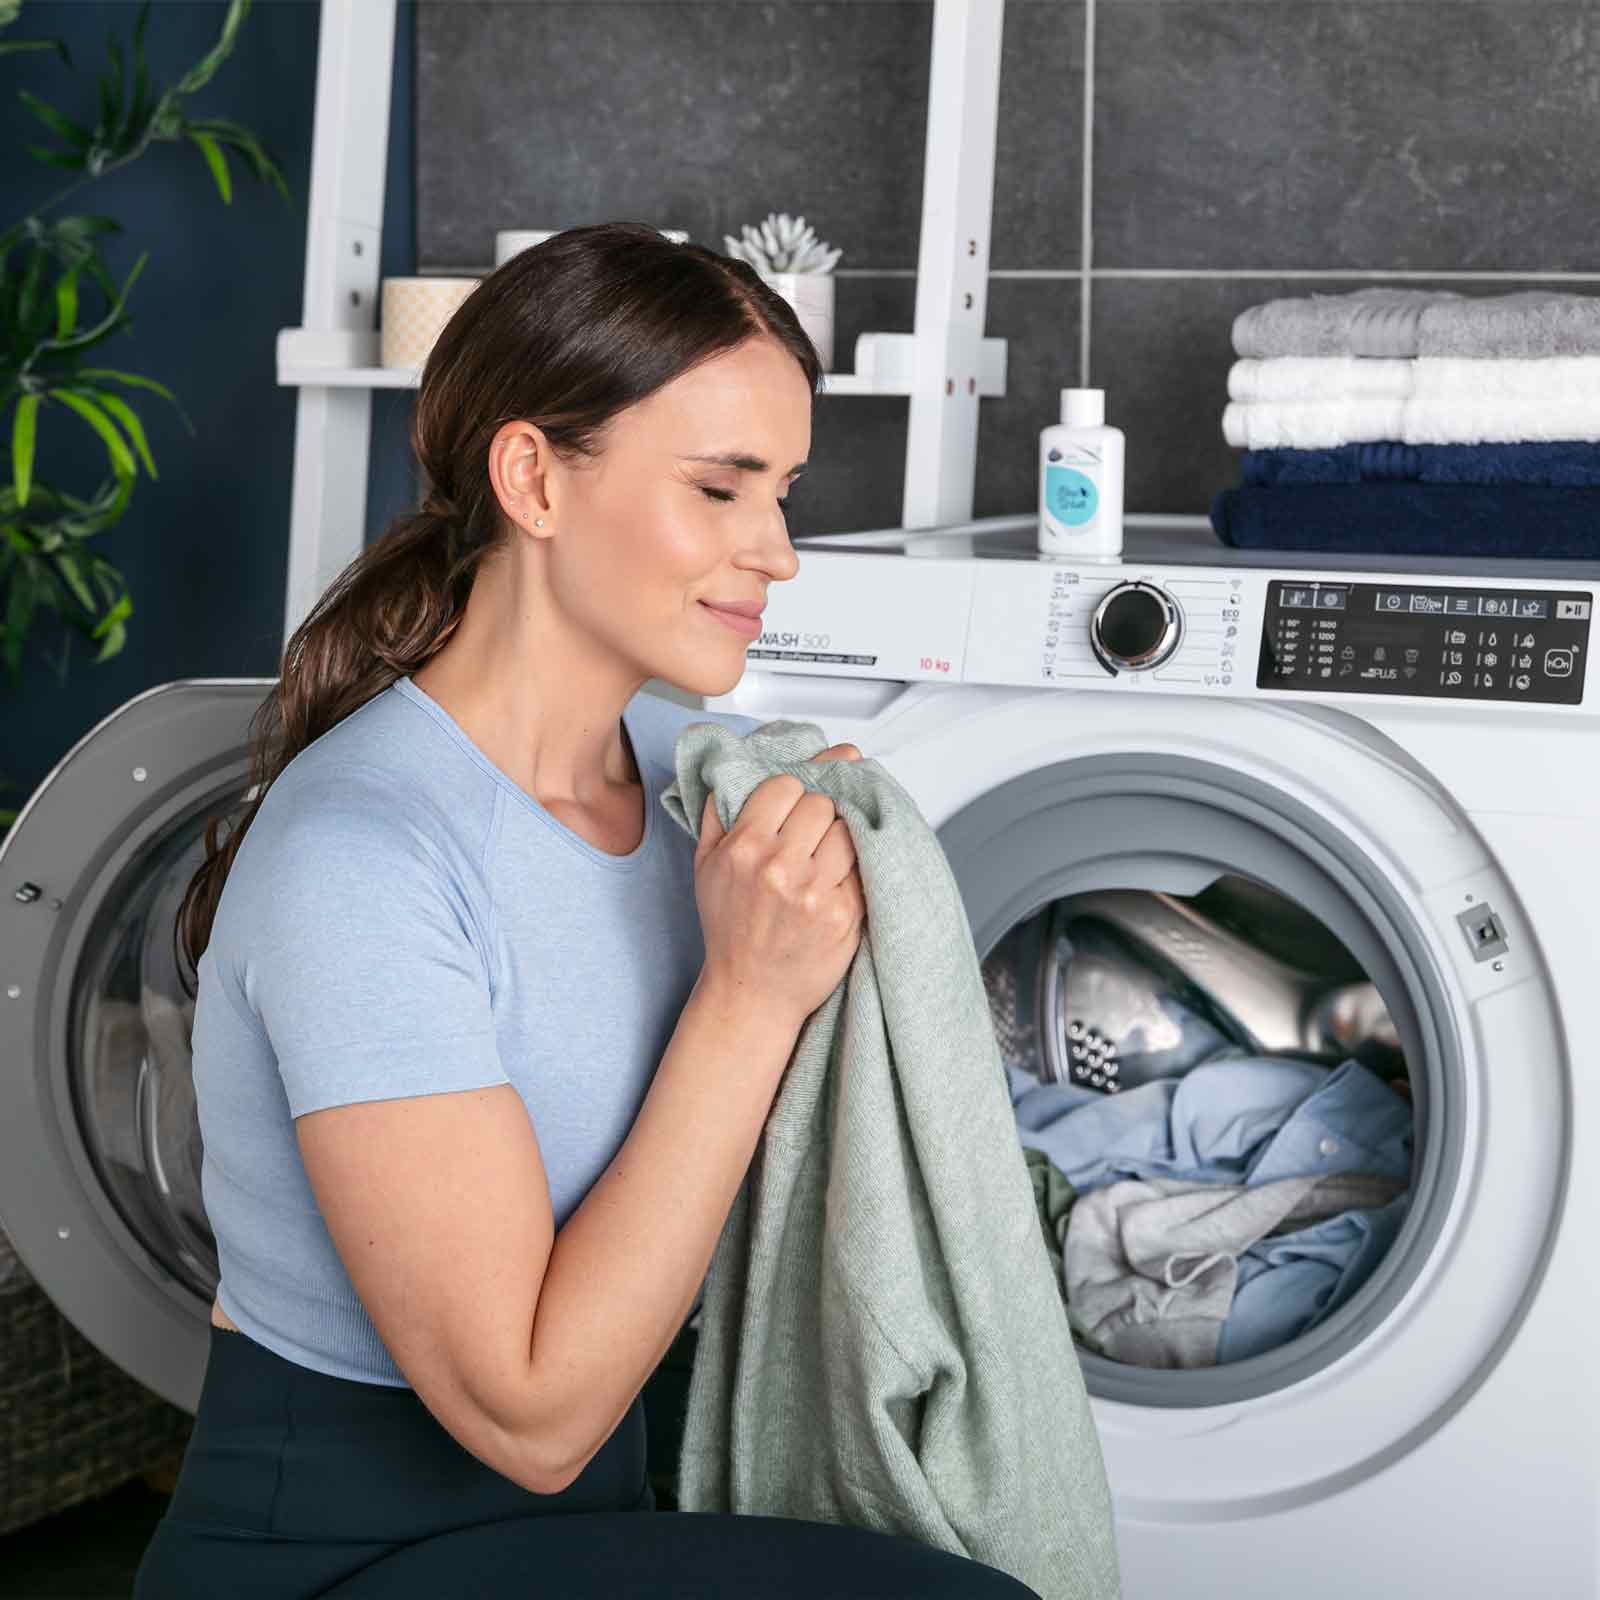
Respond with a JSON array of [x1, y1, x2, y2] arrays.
[[1080, 0, 1096, 388]]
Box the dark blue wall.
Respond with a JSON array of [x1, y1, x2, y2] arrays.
[[2, 0, 417, 818]]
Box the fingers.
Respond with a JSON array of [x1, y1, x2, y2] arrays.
[[812, 815, 858, 886], [697, 789, 723, 859], [776, 788, 849, 855], [704, 736, 864, 864]]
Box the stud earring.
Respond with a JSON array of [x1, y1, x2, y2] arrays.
[[535, 517, 544, 527]]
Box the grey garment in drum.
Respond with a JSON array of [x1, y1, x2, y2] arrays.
[[1063, 1172, 1405, 1369]]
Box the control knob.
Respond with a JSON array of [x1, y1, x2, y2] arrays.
[[1090, 581, 1183, 673]]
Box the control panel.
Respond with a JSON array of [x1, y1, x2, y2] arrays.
[[1257, 581, 1591, 705]]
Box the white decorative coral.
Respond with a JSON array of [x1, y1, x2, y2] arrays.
[[723, 212, 841, 275]]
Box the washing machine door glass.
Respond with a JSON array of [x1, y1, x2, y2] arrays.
[[942, 747, 1488, 1409], [0, 679, 267, 1413], [73, 817, 218, 1301]]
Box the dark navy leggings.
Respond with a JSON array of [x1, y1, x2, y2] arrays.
[[134, 1325, 1041, 1598]]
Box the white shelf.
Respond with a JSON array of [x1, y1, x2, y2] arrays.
[[280, 363, 421, 388], [276, 329, 1008, 397]]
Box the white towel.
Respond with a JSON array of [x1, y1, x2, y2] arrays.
[[1228, 357, 1414, 403], [1223, 398, 1407, 450], [1224, 357, 1600, 449]]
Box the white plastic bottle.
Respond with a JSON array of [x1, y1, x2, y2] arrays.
[[1038, 388, 1124, 560]]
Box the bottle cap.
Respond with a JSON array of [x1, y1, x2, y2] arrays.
[[1061, 388, 1104, 427]]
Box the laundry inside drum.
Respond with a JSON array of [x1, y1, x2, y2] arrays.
[[981, 878, 1414, 1373]]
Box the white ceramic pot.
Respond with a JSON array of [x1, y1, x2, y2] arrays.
[[760, 271, 835, 372]]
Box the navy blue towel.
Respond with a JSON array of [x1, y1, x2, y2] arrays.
[[1210, 483, 1600, 560], [1239, 441, 1600, 489]]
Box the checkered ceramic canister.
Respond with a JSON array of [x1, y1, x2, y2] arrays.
[[380, 277, 480, 369]]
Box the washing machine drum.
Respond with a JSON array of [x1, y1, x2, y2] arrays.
[[0, 680, 267, 1413]]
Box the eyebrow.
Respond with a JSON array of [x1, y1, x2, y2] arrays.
[[682, 451, 808, 477]]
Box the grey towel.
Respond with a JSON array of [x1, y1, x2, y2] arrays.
[[1233, 288, 1463, 359], [662, 718, 1121, 1600], [1418, 289, 1600, 357], [1064, 1173, 1406, 1369], [1235, 287, 1600, 361]]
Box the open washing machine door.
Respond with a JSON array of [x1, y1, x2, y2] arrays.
[[0, 679, 270, 1413]]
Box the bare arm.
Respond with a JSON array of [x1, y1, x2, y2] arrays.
[[296, 968, 802, 1495]]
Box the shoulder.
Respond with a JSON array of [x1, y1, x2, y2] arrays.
[[221, 695, 498, 940]]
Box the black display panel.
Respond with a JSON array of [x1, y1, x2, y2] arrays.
[[1257, 581, 1591, 705]]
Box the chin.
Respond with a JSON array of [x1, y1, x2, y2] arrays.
[[645, 649, 747, 703]]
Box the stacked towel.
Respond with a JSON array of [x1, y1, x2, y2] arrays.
[[1213, 288, 1600, 557]]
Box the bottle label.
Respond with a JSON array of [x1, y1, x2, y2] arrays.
[[1045, 464, 1099, 527]]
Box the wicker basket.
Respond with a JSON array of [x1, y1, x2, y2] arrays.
[[0, 1225, 193, 1537]]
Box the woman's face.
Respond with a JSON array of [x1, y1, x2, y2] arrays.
[[528, 334, 812, 696]]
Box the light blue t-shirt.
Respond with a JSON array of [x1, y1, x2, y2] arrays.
[[195, 675, 761, 1386]]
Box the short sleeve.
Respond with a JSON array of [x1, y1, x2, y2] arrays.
[[238, 785, 510, 1119]]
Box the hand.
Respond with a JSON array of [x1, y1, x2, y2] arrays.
[[693, 739, 867, 1029]]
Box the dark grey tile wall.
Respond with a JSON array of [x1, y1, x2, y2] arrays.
[[416, 0, 1600, 527]]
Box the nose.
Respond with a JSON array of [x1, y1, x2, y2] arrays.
[[762, 514, 801, 583]]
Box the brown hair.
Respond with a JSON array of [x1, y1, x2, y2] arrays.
[[176, 221, 822, 980]]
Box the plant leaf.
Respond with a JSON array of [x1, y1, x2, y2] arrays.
[[11, 394, 40, 508], [188, 130, 232, 204], [15, 245, 45, 341], [171, 0, 250, 101], [2, 559, 40, 677], [18, 89, 92, 149], [74, 387, 156, 478], [49, 215, 121, 243], [23, 143, 82, 172], [185, 115, 290, 204], [0, 38, 68, 63], [96, 45, 116, 135], [51, 389, 136, 480], [129, 0, 153, 131], [77, 366, 177, 404], [52, 547, 95, 613], [105, 34, 128, 151], [54, 261, 80, 338], [90, 586, 131, 658], [38, 250, 145, 355]]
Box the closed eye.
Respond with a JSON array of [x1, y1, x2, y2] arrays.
[[700, 486, 791, 507]]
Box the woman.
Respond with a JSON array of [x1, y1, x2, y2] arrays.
[[134, 223, 1041, 1598]]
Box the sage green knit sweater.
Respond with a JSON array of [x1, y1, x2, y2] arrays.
[[659, 718, 1121, 1600]]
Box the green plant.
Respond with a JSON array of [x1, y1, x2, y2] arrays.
[[2, 0, 289, 679], [0, 0, 291, 831]]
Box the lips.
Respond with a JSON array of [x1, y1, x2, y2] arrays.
[[700, 601, 763, 638]]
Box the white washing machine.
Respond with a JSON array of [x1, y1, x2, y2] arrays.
[[0, 514, 1594, 1596], [698, 515, 1598, 1597]]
